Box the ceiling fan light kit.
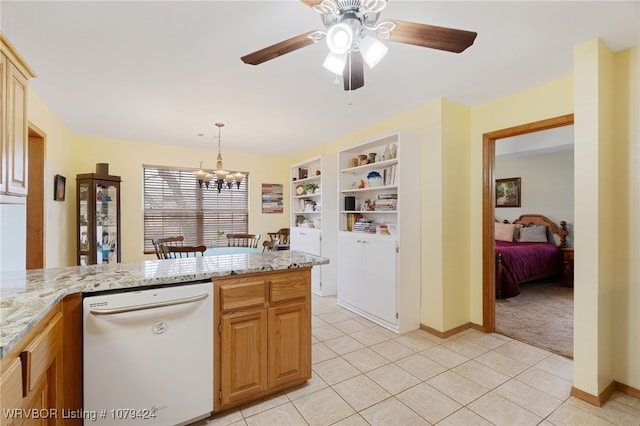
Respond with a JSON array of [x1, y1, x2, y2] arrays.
[[323, 52, 348, 74], [242, 0, 477, 93]]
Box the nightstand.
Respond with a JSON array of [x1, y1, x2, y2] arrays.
[[562, 247, 574, 286]]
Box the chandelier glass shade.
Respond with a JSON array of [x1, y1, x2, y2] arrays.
[[194, 122, 245, 193]]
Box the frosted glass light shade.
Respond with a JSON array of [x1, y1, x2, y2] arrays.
[[359, 35, 388, 68], [326, 23, 354, 55], [323, 52, 347, 74]]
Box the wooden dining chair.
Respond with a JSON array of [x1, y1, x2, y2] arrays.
[[226, 233, 261, 248], [267, 228, 290, 245], [262, 238, 280, 252], [151, 236, 184, 259], [161, 245, 206, 259]]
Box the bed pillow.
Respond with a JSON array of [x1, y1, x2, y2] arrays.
[[518, 225, 548, 242], [495, 222, 517, 242], [513, 224, 523, 241]]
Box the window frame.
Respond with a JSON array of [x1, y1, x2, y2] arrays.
[[142, 164, 249, 254]]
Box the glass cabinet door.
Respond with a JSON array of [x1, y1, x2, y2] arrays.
[[96, 182, 119, 264], [78, 182, 90, 265], [77, 173, 121, 265]]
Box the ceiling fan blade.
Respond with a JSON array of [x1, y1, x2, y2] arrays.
[[343, 50, 364, 91], [299, 0, 321, 6], [389, 20, 477, 53], [241, 31, 316, 65]]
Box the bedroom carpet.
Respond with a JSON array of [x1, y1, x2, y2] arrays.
[[495, 279, 573, 359]]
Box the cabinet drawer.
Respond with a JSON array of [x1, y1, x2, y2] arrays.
[[21, 311, 63, 395], [219, 280, 267, 312], [0, 357, 23, 415], [270, 270, 310, 304]]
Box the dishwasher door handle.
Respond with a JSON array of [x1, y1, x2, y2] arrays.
[[89, 292, 209, 316]]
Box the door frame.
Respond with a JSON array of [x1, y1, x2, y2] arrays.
[[27, 122, 45, 269], [481, 113, 574, 332]]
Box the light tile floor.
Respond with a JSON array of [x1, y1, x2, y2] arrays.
[[197, 295, 640, 426]]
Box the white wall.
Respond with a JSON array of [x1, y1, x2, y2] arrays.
[[495, 149, 575, 246]]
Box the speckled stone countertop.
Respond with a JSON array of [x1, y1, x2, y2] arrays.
[[0, 250, 328, 359]]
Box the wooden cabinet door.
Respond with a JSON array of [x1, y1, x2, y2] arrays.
[[0, 53, 6, 194], [267, 301, 310, 389], [220, 309, 268, 406], [5, 62, 28, 196]]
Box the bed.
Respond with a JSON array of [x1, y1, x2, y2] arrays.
[[495, 214, 568, 298]]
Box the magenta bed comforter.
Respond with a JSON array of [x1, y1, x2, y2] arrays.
[[495, 241, 562, 298]]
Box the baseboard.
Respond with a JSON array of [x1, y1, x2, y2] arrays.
[[419, 322, 482, 339], [571, 381, 640, 406]]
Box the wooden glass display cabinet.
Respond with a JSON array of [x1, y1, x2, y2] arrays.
[[76, 173, 121, 265]]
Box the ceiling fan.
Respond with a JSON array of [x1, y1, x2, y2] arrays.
[[241, 0, 477, 91]]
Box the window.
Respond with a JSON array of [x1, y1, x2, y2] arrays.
[[143, 165, 249, 253]]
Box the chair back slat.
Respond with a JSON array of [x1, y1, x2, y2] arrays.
[[161, 245, 206, 259], [262, 238, 280, 252], [226, 233, 261, 248], [151, 236, 184, 259]]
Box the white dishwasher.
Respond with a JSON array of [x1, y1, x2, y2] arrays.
[[83, 282, 213, 425]]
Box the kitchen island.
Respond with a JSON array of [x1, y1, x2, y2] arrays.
[[0, 251, 327, 424]]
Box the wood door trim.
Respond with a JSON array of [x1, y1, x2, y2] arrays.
[[482, 113, 574, 332], [27, 123, 45, 269]]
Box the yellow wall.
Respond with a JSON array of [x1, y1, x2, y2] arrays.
[[27, 92, 290, 265], [469, 76, 574, 323], [27, 91, 78, 267], [612, 45, 639, 392]]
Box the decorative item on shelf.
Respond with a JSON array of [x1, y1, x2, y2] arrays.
[[368, 153, 377, 163], [295, 184, 305, 196], [367, 171, 382, 187], [298, 168, 308, 180], [296, 215, 306, 226], [349, 157, 358, 168], [358, 154, 368, 165], [96, 163, 109, 175], [345, 196, 356, 211], [303, 182, 318, 194], [358, 179, 366, 189], [193, 122, 246, 193]]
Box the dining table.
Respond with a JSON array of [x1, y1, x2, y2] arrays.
[[204, 247, 262, 256]]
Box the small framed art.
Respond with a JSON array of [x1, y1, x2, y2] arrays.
[[495, 177, 521, 208], [54, 174, 66, 201]]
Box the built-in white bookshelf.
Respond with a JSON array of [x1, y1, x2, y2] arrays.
[[336, 131, 420, 333], [290, 156, 337, 296]]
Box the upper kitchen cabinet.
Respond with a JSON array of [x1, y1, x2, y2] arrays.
[[0, 34, 36, 199]]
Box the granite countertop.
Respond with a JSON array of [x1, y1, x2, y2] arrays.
[[0, 250, 328, 359]]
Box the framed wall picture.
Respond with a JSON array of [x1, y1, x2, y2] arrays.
[[261, 183, 283, 213], [54, 174, 66, 201], [496, 177, 521, 208]]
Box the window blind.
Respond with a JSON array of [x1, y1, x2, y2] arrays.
[[143, 165, 249, 253]]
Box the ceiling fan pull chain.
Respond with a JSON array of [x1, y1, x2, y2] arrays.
[[347, 51, 353, 105]]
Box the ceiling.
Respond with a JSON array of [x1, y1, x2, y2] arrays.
[[1, 1, 638, 157]]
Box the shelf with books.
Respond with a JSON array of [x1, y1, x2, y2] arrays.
[[336, 131, 420, 334]]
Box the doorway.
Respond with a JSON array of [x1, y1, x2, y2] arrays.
[[26, 124, 45, 269], [481, 114, 574, 332]]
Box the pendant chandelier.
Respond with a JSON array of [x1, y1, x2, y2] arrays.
[[193, 122, 245, 193]]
